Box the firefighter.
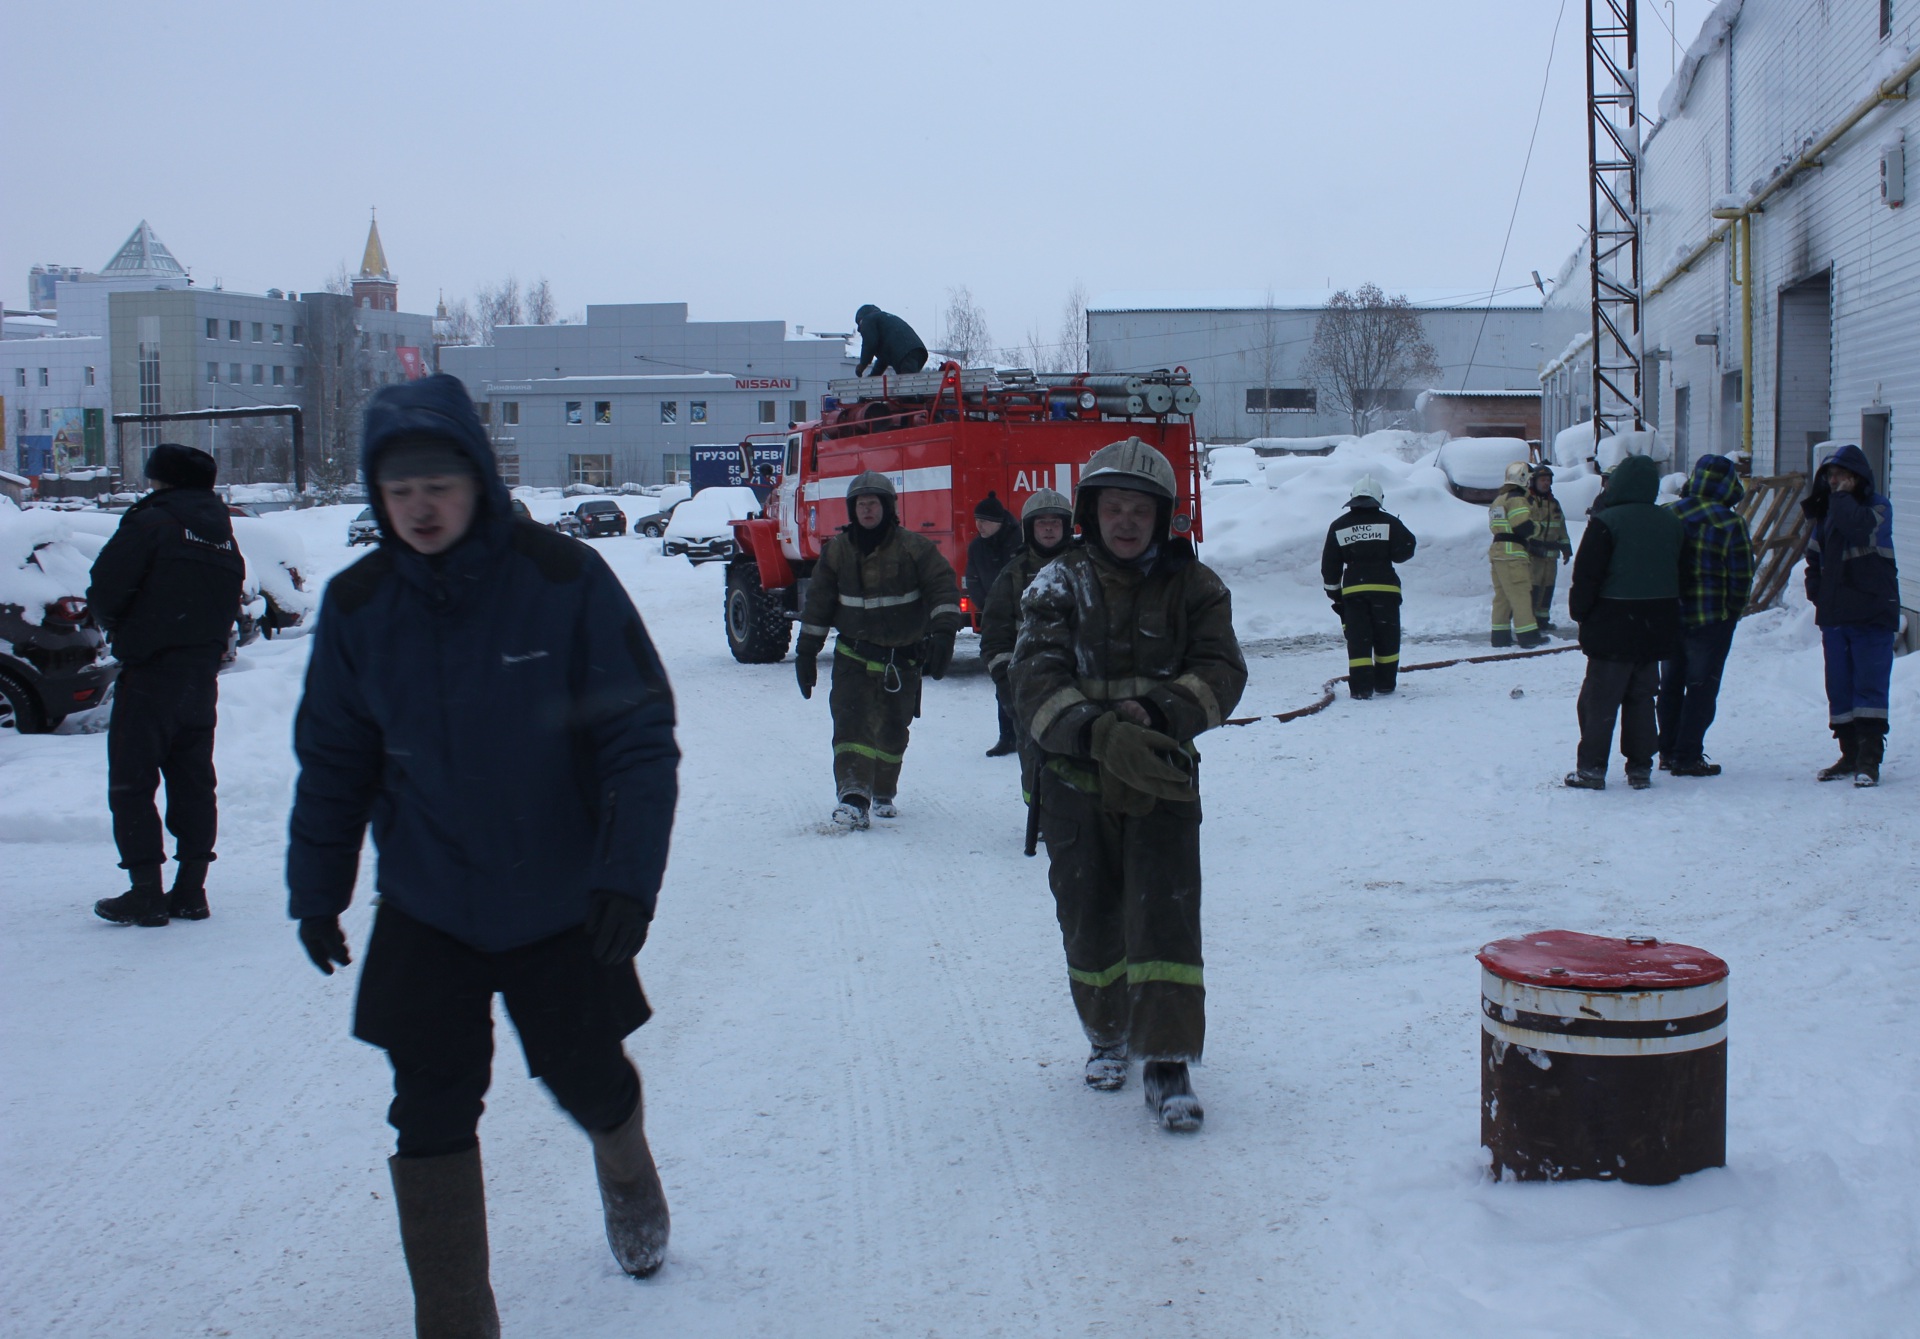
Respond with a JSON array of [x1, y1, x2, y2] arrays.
[[1488, 461, 1544, 648], [967, 491, 1024, 755], [1319, 475, 1417, 699], [981, 487, 1076, 773], [793, 471, 963, 829], [1011, 438, 1247, 1133], [853, 304, 930, 377], [1525, 464, 1573, 629]]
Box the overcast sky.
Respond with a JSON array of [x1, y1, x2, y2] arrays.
[[7, 0, 1715, 359]]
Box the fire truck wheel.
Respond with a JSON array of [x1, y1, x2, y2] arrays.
[[725, 562, 794, 664]]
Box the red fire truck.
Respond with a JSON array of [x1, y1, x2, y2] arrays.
[[722, 362, 1201, 662]]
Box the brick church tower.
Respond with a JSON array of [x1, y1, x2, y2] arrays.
[[351, 211, 398, 311]]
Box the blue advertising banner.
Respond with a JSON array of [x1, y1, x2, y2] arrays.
[[17, 435, 53, 476], [690, 441, 784, 492]]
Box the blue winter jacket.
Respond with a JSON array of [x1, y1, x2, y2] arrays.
[[1803, 443, 1900, 630], [286, 374, 679, 952]]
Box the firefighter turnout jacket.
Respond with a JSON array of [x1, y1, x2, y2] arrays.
[[1487, 484, 1536, 560], [1319, 503, 1418, 604], [798, 524, 963, 655]]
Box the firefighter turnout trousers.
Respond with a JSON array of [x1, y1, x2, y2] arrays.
[[1342, 590, 1402, 696], [1035, 768, 1205, 1063], [1530, 553, 1559, 626], [1490, 558, 1538, 646], [830, 640, 920, 803]]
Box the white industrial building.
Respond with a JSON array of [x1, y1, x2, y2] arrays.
[[1541, 0, 1917, 631], [1087, 291, 1543, 445]]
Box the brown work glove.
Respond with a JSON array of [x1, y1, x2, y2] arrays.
[[1090, 712, 1195, 811]]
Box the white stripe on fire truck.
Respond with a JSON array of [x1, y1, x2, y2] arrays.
[[804, 466, 954, 505]]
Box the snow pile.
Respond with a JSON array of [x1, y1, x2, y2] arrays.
[[230, 518, 318, 629], [1204, 447, 1267, 487], [225, 484, 296, 505], [0, 504, 105, 624], [1595, 429, 1672, 471], [1434, 436, 1530, 490], [1241, 434, 1350, 456], [1553, 420, 1598, 467]]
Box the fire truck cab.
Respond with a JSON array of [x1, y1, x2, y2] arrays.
[[723, 362, 1201, 663]]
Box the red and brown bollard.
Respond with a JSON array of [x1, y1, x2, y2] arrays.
[[1478, 930, 1728, 1185]]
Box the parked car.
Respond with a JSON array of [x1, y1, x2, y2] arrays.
[[347, 506, 381, 545], [572, 498, 629, 537], [662, 486, 760, 564], [633, 498, 684, 538], [231, 518, 318, 649], [0, 506, 118, 733], [550, 511, 587, 538], [510, 497, 534, 522]]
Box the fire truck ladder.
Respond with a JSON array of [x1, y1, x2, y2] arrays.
[[1587, 0, 1645, 438], [825, 365, 1198, 420]]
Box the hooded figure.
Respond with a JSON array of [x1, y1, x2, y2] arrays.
[[87, 443, 245, 928], [285, 374, 681, 1326], [1564, 453, 1683, 789], [1010, 438, 1247, 1131], [1487, 460, 1543, 647], [792, 469, 963, 827], [853, 304, 930, 377], [1525, 464, 1573, 628], [1655, 454, 1755, 776], [981, 487, 1075, 763], [1319, 474, 1418, 698], [1802, 442, 1900, 784]]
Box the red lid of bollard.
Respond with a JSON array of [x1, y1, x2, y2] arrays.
[[1478, 930, 1729, 990]]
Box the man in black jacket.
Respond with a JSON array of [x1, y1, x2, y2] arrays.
[[1564, 454, 1682, 790], [966, 491, 1023, 753], [1320, 475, 1418, 699], [854, 303, 929, 377], [89, 443, 244, 927], [287, 375, 680, 1333]]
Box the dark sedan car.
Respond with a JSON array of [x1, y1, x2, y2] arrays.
[[571, 498, 628, 537], [1, 586, 117, 735]]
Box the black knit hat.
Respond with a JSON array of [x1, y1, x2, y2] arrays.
[[374, 433, 479, 484], [973, 491, 1015, 523], [145, 442, 217, 490]]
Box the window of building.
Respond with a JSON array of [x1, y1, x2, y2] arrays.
[[292, 325, 304, 346], [379, 333, 390, 351], [1355, 387, 1417, 412], [41, 408, 51, 429], [293, 367, 306, 387], [229, 363, 242, 384], [787, 400, 806, 424], [689, 401, 707, 424], [1673, 385, 1691, 464], [38, 368, 49, 386], [569, 453, 613, 487], [1883, 0, 1894, 39], [15, 408, 24, 432], [207, 362, 219, 383], [497, 454, 521, 486], [13, 368, 23, 387], [1245, 387, 1317, 413], [588, 400, 608, 425], [502, 401, 519, 425], [229, 321, 242, 341], [85, 366, 95, 386], [251, 322, 264, 342], [565, 401, 583, 425], [758, 400, 777, 424], [272, 366, 285, 386], [272, 324, 284, 343], [661, 453, 689, 483], [659, 400, 677, 424], [361, 369, 372, 389], [358, 331, 370, 351], [206, 318, 219, 340], [252, 365, 265, 385], [476, 402, 492, 425]]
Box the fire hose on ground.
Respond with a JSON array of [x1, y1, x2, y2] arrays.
[[1226, 643, 1582, 726]]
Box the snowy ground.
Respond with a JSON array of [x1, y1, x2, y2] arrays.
[[3, 487, 1917, 1337]]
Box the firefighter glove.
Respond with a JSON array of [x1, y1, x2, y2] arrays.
[[1090, 712, 1196, 803], [795, 653, 818, 699], [1329, 597, 1345, 619], [1560, 543, 1573, 565], [298, 916, 351, 976], [921, 630, 956, 680], [585, 889, 650, 964]]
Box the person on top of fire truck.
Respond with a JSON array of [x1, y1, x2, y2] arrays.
[[793, 471, 963, 829], [1010, 438, 1247, 1133], [981, 487, 1076, 764], [853, 304, 929, 377]]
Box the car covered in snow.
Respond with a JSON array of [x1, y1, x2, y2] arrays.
[[632, 484, 693, 538], [662, 486, 760, 563], [231, 518, 318, 648], [0, 505, 118, 733], [570, 498, 629, 538], [1434, 436, 1532, 503], [347, 507, 381, 546]]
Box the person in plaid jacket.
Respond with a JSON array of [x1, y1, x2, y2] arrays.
[[1654, 455, 1755, 776]]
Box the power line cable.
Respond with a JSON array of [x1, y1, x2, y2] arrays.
[[1461, 0, 1569, 391]]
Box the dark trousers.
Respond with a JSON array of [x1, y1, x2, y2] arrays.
[[830, 642, 920, 802], [1529, 554, 1559, 624], [1657, 618, 1739, 763], [1341, 590, 1401, 696], [354, 905, 648, 1159], [107, 650, 221, 871], [992, 675, 1017, 745], [1821, 624, 1896, 727], [1036, 770, 1205, 1062], [1576, 657, 1660, 776]]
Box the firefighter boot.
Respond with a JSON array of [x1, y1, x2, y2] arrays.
[[1143, 1061, 1203, 1133], [94, 865, 169, 927], [1854, 720, 1886, 788], [832, 796, 871, 830], [167, 859, 211, 921], [1348, 663, 1375, 700], [1375, 662, 1399, 695], [1084, 1044, 1128, 1092], [389, 1147, 500, 1339], [591, 1088, 670, 1278], [1818, 723, 1860, 781]]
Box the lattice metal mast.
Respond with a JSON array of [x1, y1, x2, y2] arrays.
[[1587, 0, 1645, 436]]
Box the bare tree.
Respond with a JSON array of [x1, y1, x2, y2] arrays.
[[301, 294, 380, 495], [1055, 282, 1089, 374], [526, 277, 557, 325], [1243, 288, 1284, 439], [940, 286, 995, 367], [477, 277, 522, 333], [323, 261, 354, 296], [1302, 284, 1441, 435], [441, 297, 482, 347]]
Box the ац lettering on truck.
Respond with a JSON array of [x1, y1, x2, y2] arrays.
[[721, 363, 1202, 663]]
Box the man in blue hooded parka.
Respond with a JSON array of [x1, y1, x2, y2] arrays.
[[286, 374, 679, 1334]]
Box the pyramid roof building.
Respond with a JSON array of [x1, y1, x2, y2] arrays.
[[100, 220, 187, 280]]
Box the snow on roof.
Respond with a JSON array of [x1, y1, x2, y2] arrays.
[[1656, 0, 1743, 124], [1420, 388, 1541, 399], [1090, 287, 1542, 314]]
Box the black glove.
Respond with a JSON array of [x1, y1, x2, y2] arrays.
[[989, 661, 1010, 688], [921, 630, 956, 680], [1560, 543, 1573, 565], [584, 889, 651, 965], [298, 916, 351, 976], [1330, 598, 1345, 620], [1800, 490, 1829, 520], [795, 654, 817, 699]]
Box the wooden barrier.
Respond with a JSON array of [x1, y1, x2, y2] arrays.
[[1737, 472, 1810, 612]]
